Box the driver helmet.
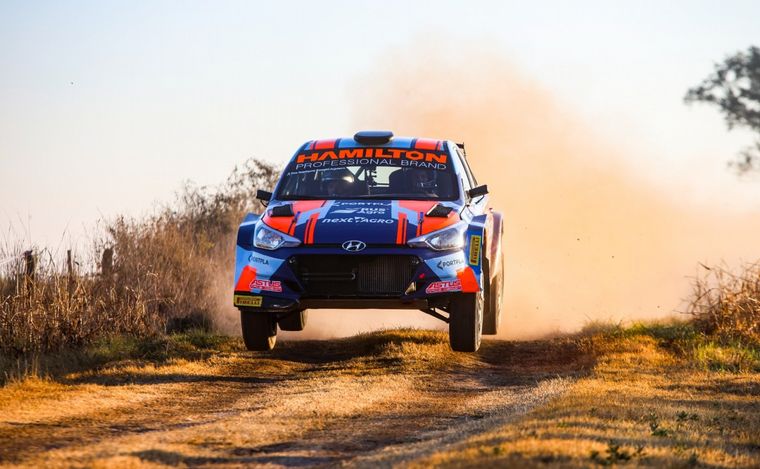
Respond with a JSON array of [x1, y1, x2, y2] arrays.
[[409, 168, 437, 191], [321, 168, 355, 195]]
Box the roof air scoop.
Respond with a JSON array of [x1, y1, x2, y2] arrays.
[[354, 130, 394, 145]]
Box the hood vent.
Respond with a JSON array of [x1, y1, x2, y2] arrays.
[[270, 204, 294, 217], [426, 204, 453, 218]]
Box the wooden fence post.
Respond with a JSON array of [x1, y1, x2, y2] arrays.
[[67, 249, 74, 293], [102, 248, 113, 278], [23, 250, 35, 295]]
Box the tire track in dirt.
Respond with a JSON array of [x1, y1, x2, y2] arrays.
[[0, 332, 593, 468]]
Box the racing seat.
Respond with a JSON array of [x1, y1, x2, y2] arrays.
[[388, 169, 408, 194]]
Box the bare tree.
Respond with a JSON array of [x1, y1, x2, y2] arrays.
[[685, 46, 760, 173]]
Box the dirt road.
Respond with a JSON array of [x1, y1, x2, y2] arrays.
[[0, 331, 592, 468]]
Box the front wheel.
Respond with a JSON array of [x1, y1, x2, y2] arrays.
[[278, 310, 308, 331], [240, 310, 277, 351], [448, 292, 484, 352]]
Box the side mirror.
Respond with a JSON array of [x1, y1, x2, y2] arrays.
[[467, 184, 488, 199], [256, 189, 272, 207]]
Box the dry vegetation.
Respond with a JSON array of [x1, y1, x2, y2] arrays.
[[0, 322, 757, 468], [0, 158, 278, 356], [688, 262, 760, 346], [418, 321, 759, 468]]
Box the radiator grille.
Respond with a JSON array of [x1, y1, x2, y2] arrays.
[[293, 255, 417, 297]]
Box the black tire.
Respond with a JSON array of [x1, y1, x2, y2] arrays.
[[483, 254, 504, 335], [449, 291, 484, 352], [240, 310, 277, 351], [278, 310, 308, 331]]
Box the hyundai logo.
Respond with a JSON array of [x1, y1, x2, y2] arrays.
[[342, 240, 366, 252]]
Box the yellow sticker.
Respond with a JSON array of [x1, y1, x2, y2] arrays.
[[234, 295, 263, 307], [469, 235, 482, 265]]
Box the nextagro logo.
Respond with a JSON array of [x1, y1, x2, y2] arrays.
[[322, 217, 393, 224]]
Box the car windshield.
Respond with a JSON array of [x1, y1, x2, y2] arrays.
[[275, 157, 459, 201]]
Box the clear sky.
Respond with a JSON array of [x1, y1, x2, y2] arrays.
[[2, 0, 760, 248]]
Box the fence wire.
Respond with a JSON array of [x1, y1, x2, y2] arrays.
[[0, 254, 23, 268]]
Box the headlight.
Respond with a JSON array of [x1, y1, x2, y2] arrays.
[[408, 222, 466, 251], [254, 224, 301, 250]]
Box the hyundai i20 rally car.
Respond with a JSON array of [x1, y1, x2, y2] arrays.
[[233, 131, 504, 352]]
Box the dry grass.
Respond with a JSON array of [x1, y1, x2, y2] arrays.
[[688, 261, 760, 345], [0, 327, 756, 467], [415, 322, 760, 468], [0, 158, 278, 356]]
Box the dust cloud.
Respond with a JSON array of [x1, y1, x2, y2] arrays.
[[335, 41, 759, 339]]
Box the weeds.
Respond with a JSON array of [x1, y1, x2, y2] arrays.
[[590, 440, 644, 465], [646, 413, 671, 437], [0, 330, 241, 385], [0, 158, 278, 356], [688, 262, 760, 345]]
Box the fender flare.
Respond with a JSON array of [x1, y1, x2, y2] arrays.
[[488, 209, 504, 280], [461, 214, 487, 292], [236, 213, 260, 250]]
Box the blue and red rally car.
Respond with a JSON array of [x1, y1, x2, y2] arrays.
[[233, 131, 504, 352]]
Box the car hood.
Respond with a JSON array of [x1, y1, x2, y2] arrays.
[[261, 199, 461, 246]]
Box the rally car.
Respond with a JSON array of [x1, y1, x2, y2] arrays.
[[233, 131, 504, 352]]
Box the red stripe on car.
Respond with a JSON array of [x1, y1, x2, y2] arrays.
[[305, 213, 319, 244], [314, 139, 337, 150], [234, 266, 257, 292], [414, 138, 439, 150], [397, 213, 407, 244]]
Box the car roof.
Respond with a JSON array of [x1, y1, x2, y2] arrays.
[[298, 136, 448, 153]]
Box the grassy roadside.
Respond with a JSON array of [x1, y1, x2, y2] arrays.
[[419, 320, 760, 468], [0, 330, 242, 387], [0, 328, 470, 388], [1, 322, 758, 467]]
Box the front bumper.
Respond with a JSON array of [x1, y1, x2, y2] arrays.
[[232, 245, 480, 312]]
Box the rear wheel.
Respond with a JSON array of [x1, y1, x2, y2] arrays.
[[448, 291, 484, 352], [278, 310, 308, 331], [240, 310, 277, 351], [483, 254, 504, 335]]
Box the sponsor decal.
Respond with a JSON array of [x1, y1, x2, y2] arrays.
[[469, 235, 482, 265], [250, 279, 282, 292], [296, 148, 448, 164], [321, 217, 393, 224], [425, 279, 462, 294], [336, 201, 388, 206], [437, 257, 465, 270], [425, 252, 467, 278], [238, 247, 284, 277], [234, 295, 263, 307], [294, 158, 447, 171], [332, 207, 387, 215], [248, 254, 270, 265]]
